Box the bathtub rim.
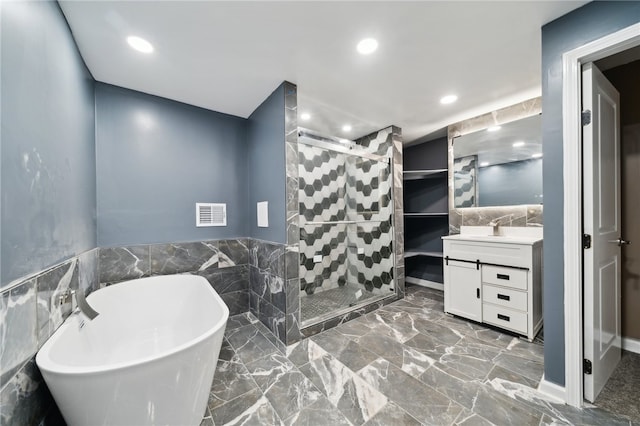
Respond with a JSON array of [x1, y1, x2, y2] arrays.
[[35, 274, 229, 376]]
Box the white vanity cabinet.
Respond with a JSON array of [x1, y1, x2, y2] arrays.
[[443, 259, 482, 322], [442, 234, 543, 341]]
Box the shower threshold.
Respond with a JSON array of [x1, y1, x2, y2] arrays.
[[300, 283, 395, 328]]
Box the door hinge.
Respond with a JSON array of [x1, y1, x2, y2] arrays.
[[583, 359, 592, 375], [583, 234, 592, 249], [582, 110, 592, 126]]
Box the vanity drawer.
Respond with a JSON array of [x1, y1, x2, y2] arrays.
[[483, 303, 528, 334], [482, 285, 527, 311], [482, 265, 527, 290]]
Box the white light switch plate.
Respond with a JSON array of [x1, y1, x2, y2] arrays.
[[313, 255, 322, 263], [257, 201, 268, 227], [357, 247, 365, 254]]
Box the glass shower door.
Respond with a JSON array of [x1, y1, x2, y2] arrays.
[[298, 131, 395, 326]]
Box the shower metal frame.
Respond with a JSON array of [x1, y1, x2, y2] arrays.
[[297, 127, 399, 328], [298, 128, 389, 163]]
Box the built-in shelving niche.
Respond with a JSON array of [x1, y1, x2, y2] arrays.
[[403, 136, 448, 288]]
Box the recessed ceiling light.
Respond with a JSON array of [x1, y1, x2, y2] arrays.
[[480, 162, 489, 167], [127, 36, 153, 54], [487, 126, 501, 132], [342, 124, 352, 132], [357, 38, 378, 55], [300, 113, 311, 121], [440, 95, 458, 105], [513, 141, 525, 147], [532, 153, 543, 158]]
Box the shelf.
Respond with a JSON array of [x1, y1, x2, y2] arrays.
[[404, 212, 448, 217], [405, 251, 443, 259], [403, 169, 447, 181], [403, 139, 448, 286]]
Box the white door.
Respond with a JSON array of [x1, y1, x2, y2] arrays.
[[444, 259, 482, 322], [582, 62, 622, 403]]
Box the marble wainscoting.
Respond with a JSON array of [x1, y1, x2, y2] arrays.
[[249, 239, 301, 350], [0, 249, 99, 426], [98, 238, 250, 316], [203, 285, 634, 426], [98, 237, 304, 347]]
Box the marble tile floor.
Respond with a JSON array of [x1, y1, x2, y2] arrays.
[[202, 285, 637, 426]]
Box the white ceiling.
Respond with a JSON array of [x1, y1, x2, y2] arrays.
[[59, 1, 588, 144]]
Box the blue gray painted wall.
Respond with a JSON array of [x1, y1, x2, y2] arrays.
[[247, 84, 287, 244], [542, 1, 640, 386], [0, 1, 96, 287], [95, 83, 248, 247], [478, 159, 542, 206]]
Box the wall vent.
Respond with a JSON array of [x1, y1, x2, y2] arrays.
[[196, 203, 226, 227]]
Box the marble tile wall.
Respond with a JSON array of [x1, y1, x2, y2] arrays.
[[447, 98, 543, 234], [98, 238, 251, 316], [283, 81, 303, 346], [1, 237, 254, 425], [1, 249, 99, 426], [1, 238, 252, 425], [391, 126, 405, 298], [248, 239, 294, 350]]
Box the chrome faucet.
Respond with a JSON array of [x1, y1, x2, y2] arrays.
[[58, 289, 99, 320], [489, 221, 500, 236], [488, 216, 509, 236]]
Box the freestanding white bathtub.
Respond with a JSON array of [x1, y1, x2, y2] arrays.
[[36, 275, 228, 426]]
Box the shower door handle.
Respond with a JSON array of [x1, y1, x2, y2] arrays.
[[304, 220, 384, 225], [305, 220, 357, 225]]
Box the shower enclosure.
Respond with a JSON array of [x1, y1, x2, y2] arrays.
[[298, 129, 396, 326]]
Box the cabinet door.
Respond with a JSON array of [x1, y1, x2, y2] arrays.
[[444, 259, 482, 322]]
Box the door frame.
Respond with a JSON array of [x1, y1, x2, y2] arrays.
[[562, 22, 640, 408]]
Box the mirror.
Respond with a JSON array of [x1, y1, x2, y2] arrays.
[[453, 114, 542, 208]]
